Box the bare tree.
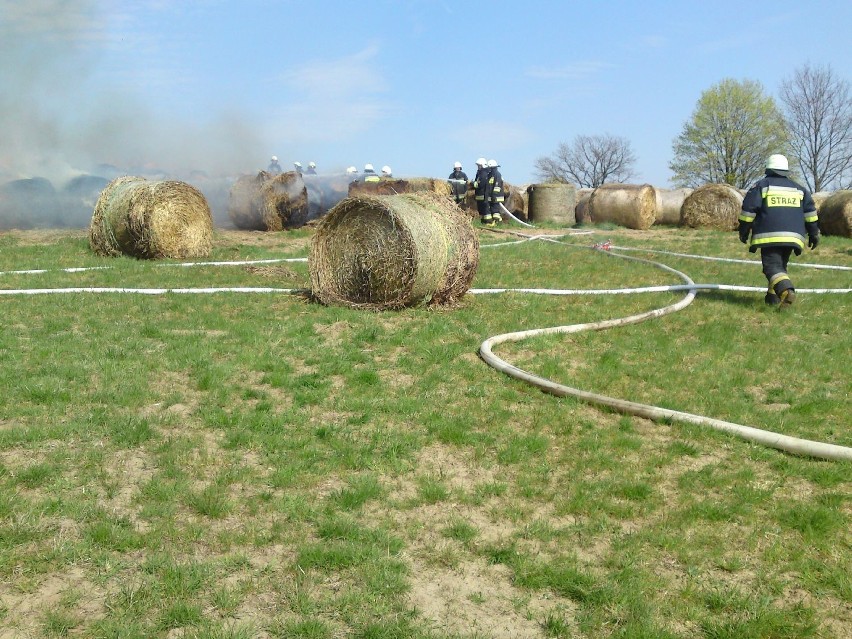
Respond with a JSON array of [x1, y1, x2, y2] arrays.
[[780, 63, 852, 192], [535, 134, 637, 187]]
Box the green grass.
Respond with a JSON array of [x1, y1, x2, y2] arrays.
[[0, 225, 849, 638]]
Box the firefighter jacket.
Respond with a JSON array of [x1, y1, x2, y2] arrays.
[[361, 169, 380, 183], [448, 169, 468, 201], [488, 168, 505, 203], [739, 172, 818, 255], [473, 167, 490, 201]]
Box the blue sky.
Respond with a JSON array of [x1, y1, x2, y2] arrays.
[[2, 0, 851, 188]]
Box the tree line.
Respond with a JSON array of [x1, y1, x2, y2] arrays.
[[535, 63, 852, 192]]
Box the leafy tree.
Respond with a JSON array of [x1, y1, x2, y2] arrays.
[[779, 63, 852, 192], [669, 79, 788, 188], [535, 134, 637, 187]]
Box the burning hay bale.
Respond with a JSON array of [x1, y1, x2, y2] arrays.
[[309, 192, 479, 310], [348, 177, 452, 198], [655, 187, 693, 226], [527, 182, 577, 226], [0, 177, 60, 230], [61, 174, 110, 229], [588, 183, 656, 229], [817, 190, 852, 237], [227, 171, 270, 230], [259, 171, 309, 230], [680, 183, 742, 230], [89, 176, 213, 259]]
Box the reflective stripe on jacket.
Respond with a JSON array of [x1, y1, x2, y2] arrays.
[[488, 168, 504, 203]]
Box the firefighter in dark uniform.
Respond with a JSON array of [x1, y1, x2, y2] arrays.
[[472, 157, 491, 225], [487, 159, 504, 225], [739, 154, 819, 307], [448, 161, 468, 207], [360, 164, 381, 183]]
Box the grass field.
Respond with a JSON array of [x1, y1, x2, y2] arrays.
[[0, 223, 850, 639]]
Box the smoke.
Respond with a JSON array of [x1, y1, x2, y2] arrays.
[[0, 0, 265, 228]]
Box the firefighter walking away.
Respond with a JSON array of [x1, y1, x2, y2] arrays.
[[738, 154, 819, 309]]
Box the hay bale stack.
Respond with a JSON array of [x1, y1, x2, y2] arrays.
[[309, 192, 479, 310], [527, 182, 577, 226], [89, 176, 213, 259], [575, 188, 593, 224], [588, 183, 656, 230], [817, 190, 852, 237], [259, 171, 309, 230], [655, 187, 693, 225], [680, 183, 742, 230], [348, 177, 452, 198], [227, 171, 270, 230]]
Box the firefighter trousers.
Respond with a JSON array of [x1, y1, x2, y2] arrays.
[[760, 247, 795, 295]]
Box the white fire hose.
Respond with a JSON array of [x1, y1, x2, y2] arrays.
[[3, 235, 850, 460], [477, 238, 852, 462]]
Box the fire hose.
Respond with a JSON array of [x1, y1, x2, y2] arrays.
[[477, 236, 852, 462], [3, 235, 850, 460]]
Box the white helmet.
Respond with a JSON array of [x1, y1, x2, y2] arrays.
[[308, 161, 316, 169], [476, 157, 487, 167], [381, 165, 392, 175], [271, 155, 278, 162], [364, 163, 374, 171], [487, 159, 498, 168], [766, 154, 789, 172], [294, 161, 302, 168], [346, 166, 357, 174], [454, 161, 462, 169]]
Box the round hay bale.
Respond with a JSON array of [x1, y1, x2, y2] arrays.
[[588, 183, 656, 230], [304, 178, 326, 222], [0, 177, 60, 230], [503, 182, 528, 220], [259, 171, 309, 230], [227, 171, 271, 230], [89, 176, 213, 259], [309, 192, 479, 310], [527, 182, 577, 226], [817, 190, 852, 237], [348, 177, 452, 198], [680, 183, 743, 231], [655, 187, 693, 225], [811, 191, 833, 214], [60, 175, 110, 228], [575, 188, 593, 224]]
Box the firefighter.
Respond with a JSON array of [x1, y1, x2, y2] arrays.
[[361, 164, 380, 183], [448, 161, 468, 206], [739, 153, 819, 307], [306, 162, 317, 175], [293, 161, 303, 175], [472, 157, 491, 225], [487, 159, 504, 225], [267, 156, 282, 175]]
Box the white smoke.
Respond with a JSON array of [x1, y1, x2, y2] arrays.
[[0, 0, 266, 227]]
